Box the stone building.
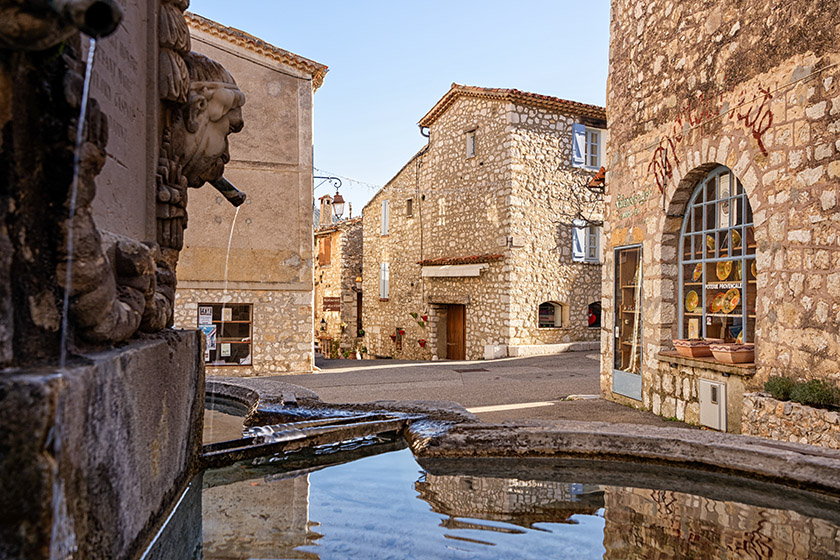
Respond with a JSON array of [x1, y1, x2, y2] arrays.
[[602, 0, 840, 434], [173, 13, 327, 376], [363, 84, 605, 360], [314, 195, 364, 357]]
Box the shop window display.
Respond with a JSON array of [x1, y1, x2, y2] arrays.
[[679, 167, 756, 345]]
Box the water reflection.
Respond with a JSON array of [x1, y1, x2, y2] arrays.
[[170, 448, 840, 559]]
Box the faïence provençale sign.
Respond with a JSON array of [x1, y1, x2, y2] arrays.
[[615, 187, 654, 220], [323, 297, 341, 311]]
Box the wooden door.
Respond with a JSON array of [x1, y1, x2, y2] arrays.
[[446, 304, 466, 360]]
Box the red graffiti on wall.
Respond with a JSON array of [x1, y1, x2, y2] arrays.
[[647, 85, 773, 193], [730, 86, 773, 157]]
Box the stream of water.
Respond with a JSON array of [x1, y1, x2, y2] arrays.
[[52, 36, 98, 559], [59, 37, 97, 372]]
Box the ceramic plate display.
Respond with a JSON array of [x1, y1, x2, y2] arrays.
[[722, 288, 740, 313], [710, 292, 726, 313], [734, 261, 742, 281], [732, 229, 742, 248], [716, 260, 732, 281], [685, 290, 699, 312], [751, 261, 757, 278], [706, 235, 715, 251], [692, 263, 703, 281]]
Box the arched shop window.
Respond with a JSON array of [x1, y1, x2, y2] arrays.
[[679, 166, 756, 344]]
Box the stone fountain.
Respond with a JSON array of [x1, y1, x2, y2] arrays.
[[0, 1, 245, 557]]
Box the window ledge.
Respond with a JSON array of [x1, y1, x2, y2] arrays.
[[656, 351, 756, 377], [379, 298, 389, 302]]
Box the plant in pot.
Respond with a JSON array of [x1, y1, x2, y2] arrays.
[[357, 328, 365, 337], [397, 328, 405, 336], [418, 339, 427, 348], [389, 334, 397, 342]]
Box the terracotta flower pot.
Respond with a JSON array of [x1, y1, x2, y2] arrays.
[[421, 315, 428, 322], [672, 338, 723, 358], [418, 339, 426, 348], [389, 334, 396, 342], [398, 329, 405, 336], [710, 343, 755, 364]]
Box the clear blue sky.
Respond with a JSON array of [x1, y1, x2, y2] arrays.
[[190, 0, 610, 214]]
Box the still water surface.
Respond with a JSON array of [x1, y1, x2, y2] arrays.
[[201, 447, 840, 559]]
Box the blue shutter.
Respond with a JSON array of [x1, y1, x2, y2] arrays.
[[572, 124, 586, 168], [572, 222, 585, 262]]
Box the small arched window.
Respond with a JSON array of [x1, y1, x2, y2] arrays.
[[538, 302, 563, 328], [679, 167, 756, 344]]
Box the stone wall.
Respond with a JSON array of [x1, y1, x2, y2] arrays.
[[651, 354, 752, 433], [176, 16, 326, 376], [603, 486, 840, 559], [602, 0, 840, 419], [742, 393, 840, 449], [314, 218, 363, 355], [175, 288, 313, 376], [362, 87, 603, 360]]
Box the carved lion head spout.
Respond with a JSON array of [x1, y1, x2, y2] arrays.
[[178, 51, 245, 189]]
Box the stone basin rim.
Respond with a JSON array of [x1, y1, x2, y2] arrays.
[[204, 377, 840, 498]]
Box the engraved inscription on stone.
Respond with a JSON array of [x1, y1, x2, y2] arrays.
[[88, 0, 154, 241]]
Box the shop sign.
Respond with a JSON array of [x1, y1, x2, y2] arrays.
[[615, 188, 653, 220], [323, 297, 341, 311]]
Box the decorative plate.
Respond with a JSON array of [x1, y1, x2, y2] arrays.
[[751, 261, 757, 278], [716, 260, 732, 281], [706, 235, 715, 251], [692, 263, 703, 281], [732, 230, 742, 248], [722, 288, 740, 313], [685, 290, 699, 312], [710, 292, 726, 313]]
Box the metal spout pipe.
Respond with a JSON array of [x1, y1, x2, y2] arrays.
[[50, 0, 123, 38], [211, 177, 247, 207]]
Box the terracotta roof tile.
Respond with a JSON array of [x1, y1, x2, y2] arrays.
[[418, 254, 504, 266], [419, 83, 606, 127]]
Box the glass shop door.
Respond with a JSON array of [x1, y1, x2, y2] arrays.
[[613, 246, 642, 400]]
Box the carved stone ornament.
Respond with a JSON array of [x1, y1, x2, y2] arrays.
[[0, 0, 244, 366]]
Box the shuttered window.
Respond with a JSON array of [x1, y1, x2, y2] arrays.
[[379, 262, 390, 299], [318, 236, 331, 266], [573, 221, 600, 263], [381, 200, 390, 235]]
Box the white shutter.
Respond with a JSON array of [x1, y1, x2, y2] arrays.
[[383, 262, 389, 299], [381, 200, 389, 235], [571, 124, 586, 168], [379, 263, 385, 298], [572, 221, 585, 262]]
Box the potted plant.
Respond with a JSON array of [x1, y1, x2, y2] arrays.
[[418, 339, 427, 348], [357, 328, 365, 337], [421, 315, 428, 322], [389, 334, 397, 342], [417, 320, 426, 328], [409, 312, 418, 319], [397, 328, 405, 336]]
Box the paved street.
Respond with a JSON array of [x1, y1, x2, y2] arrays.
[[275, 352, 692, 428]]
